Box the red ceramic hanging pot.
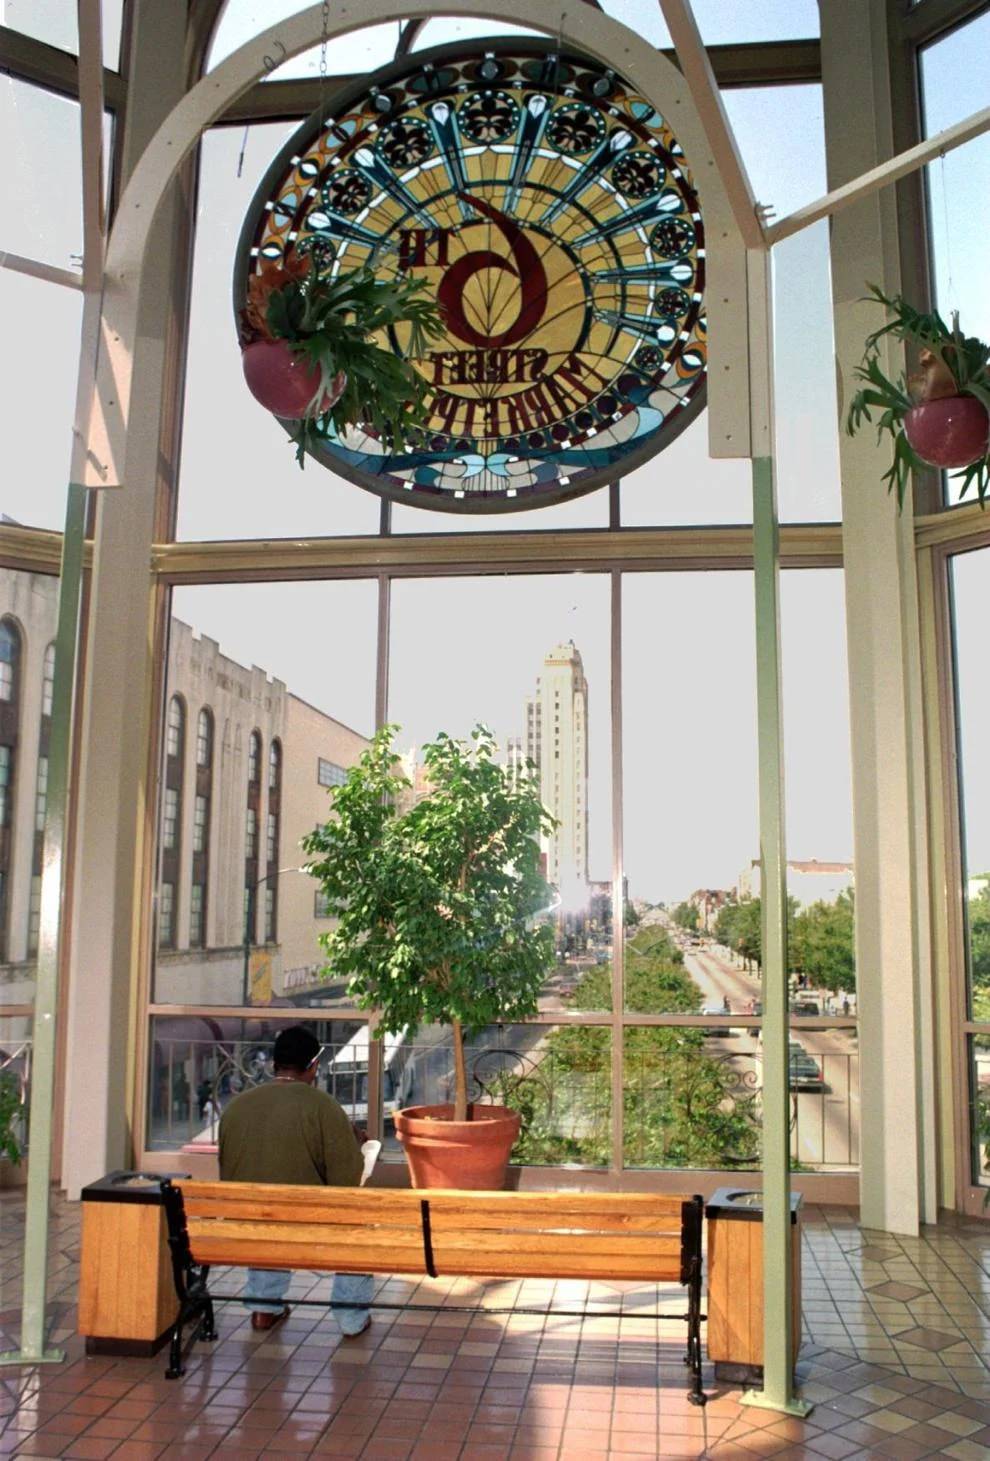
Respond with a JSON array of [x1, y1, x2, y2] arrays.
[[241, 338, 346, 420], [903, 395, 990, 470]]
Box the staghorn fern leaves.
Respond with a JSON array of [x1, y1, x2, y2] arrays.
[[846, 285, 990, 506], [242, 257, 445, 468]]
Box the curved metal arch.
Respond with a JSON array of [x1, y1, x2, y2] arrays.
[[83, 0, 751, 493]]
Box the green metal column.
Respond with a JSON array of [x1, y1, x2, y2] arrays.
[[743, 459, 810, 1417], [0, 482, 87, 1367]]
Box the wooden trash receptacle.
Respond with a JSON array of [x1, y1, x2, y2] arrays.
[[78, 1171, 187, 1356], [706, 1187, 802, 1386]]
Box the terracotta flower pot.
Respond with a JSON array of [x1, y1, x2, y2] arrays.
[[241, 338, 346, 420], [394, 1103, 521, 1190], [903, 395, 989, 469]]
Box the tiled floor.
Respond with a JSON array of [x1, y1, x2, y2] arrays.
[[2, 1192, 990, 1459]]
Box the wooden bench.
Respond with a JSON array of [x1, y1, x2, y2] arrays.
[[159, 1180, 707, 1404]]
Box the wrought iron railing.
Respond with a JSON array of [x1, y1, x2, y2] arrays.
[[148, 1026, 859, 1171]]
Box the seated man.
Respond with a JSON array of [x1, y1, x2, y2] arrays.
[[218, 1025, 373, 1336]]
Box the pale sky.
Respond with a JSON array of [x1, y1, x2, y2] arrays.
[[2, 3, 988, 900]]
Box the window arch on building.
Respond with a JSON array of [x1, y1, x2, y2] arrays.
[[158, 695, 186, 951], [190, 704, 213, 949], [265, 738, 282, 943], [196, 706, 213, 768], [41, 642, 55, 718], [0, 618, 22, 963], [244, 730, 262, 947], [0, 619, 22, 706], [30, 639, 57, 956]]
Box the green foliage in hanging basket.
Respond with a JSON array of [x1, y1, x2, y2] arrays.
[[240, 253, 444, 466], [846, 284, 990, 505]]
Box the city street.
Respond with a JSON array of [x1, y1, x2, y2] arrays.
[[682, 939, 860, 1168]]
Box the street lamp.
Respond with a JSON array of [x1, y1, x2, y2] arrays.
[[242, 864, 308, 1006]]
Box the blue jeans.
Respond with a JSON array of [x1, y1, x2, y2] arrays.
[[244, 1268, 373, 1335]]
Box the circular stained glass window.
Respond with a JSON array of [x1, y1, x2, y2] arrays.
[[236, 39, 707, 512]]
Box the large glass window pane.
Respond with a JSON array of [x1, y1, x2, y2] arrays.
[[0, 78, 87, 269], [381, 1023, 611, 1168], [691, 0, 819, 43], [597, 0, 819, 47], [388, 574, 612, 1011], [920, 12, 990, 506], [411, 18, 545, 47], [208, 3, 399, 75], [178, 126, 381, 541], [0, 0, 123, 68], [952, 548, 990, 1029], [0, 567, 60, 1005], [623, 87, 837, 527], [0, 271, 82, 530], [970, 1033, 990, 1195], [781, 569, 856, 1012], [147, 1014, 366, 1151], [622, 572, 757, 1012], [619, 416, 752, 527], [153, 581, 377, 1006], [625, 1030, 857, 1170]]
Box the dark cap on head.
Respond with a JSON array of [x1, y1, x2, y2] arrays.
[[272, 1026, 320, 1072]]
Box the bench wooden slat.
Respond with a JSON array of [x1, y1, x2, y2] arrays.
[[183, 1196, 684, 1237], [186, 1217, 682, 1264], [178, 1183, 688, 1235], [190, 1237, 680, 1283], [178, 1182, 688, 1221]]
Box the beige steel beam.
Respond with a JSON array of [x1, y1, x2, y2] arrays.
[[0, 24, 126, 109], [148, 523, 843, 580], [768, 103, 990, 246], [658, 0, 765, 248], [0, 253, 81, 291]]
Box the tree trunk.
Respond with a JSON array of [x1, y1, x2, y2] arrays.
[[451, 1019, 469, 1122]]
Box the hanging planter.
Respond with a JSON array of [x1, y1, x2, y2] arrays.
[[241, 338, 347, 419], [238, 252, 443, 465], [846, 286, 990, 505]]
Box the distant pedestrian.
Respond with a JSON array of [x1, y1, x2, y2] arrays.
[[842, 996, 850, 1016]]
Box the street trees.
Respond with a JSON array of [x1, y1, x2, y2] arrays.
[[673, 901, 700, 932], [508, 926, 760, 1168], [790, 890, 856, 996], [969, 878, 990, 1020]]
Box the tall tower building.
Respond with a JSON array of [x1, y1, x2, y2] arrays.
[[525, 642, 589, 908]]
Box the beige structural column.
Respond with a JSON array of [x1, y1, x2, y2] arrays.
[[822, 0, 938, 1233], [61, 0, 192, 1198]]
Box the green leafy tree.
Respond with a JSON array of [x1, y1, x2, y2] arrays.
[[968, 880, 990, 1021], [303, 725, 557, 1122], [0, 1073, 22, 1164], [672, 901, 700, 932], [507, 926, 759, 1168], [791, 890, 856, 995]]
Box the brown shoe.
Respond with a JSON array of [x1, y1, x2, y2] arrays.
[[251, 1306, 290, 1332]]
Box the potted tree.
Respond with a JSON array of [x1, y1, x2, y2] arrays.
[[303, 725, 557, 1189], [847, 285, 990, 505], [239, 253, 443, 465]]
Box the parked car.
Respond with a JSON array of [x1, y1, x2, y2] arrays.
[[700, 1006, 737, 1037], [788, 1040, 825, 1090], [791, 999, 821, 1016]]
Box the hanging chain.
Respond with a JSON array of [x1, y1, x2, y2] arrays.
[[319, 0, 331, 120], [938, 150, 956, 318]]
